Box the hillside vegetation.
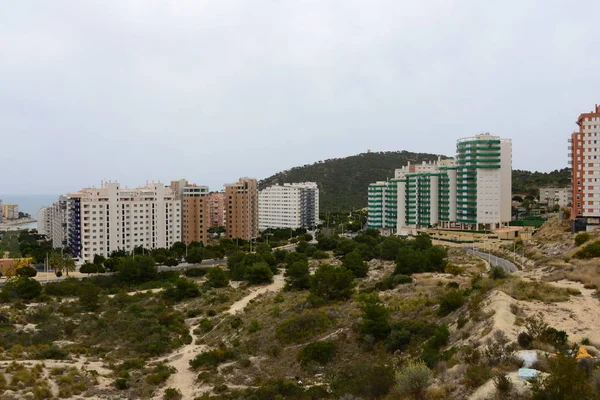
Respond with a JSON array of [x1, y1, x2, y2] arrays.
[[260, 151, 443, 212], [260, 152, 570, 212]]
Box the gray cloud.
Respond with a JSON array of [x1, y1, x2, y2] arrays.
[[1, 0, 598, 194]]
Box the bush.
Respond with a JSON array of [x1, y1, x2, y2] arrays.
[[342, 250, 369, 278], [199, 318, 213, 333], [16, 266, 38, 277], [37, 346, 69, 360], [186, 309, 202, 318], [297, 341, 335, 365], [375, 274, 412, 291], [395, 360, 432, 399], [183, 268, 207, 277], [244, 262, 273, 285], [574, 240, 600, 259], [162, 278, 201, 302], [494, 373, 512, 394], [386, 320, 437, 352], [189, 347, 237, 370], [437, 290, 465, 316], [356, 294, 391, 340], [79, 263, 97, 274], [530, 353, 595, 399], [115, 378, 129, 390], [310, 264, 355, 302], [444, 263, 464, 276], [1, 277, 42, 301], [489, 266, 508, 280], [518, 332, 533, 349], [284, 261, 311, 291], [206, 267, 229, 288], [464, 363, 492, 388], [164, 258, 179, 267], [575, 232, 591, 246], [163, 388, 182, 400], [330, 362, 395, 399], [312, 250, 330, 260], [276, 312, 330, 344]]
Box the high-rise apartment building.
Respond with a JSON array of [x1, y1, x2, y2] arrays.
[[67, 181, 181, 262], [182, 185, 210, 245], [2, 204, 19, 220], [368, 133, 512, 231], [50, 196, 69, 249], [224, 178, 258, 240], [207, 192, 226, 228], [258, 182, 319, 231], [0, 199, 3, 223], [37, 207, 51, 235], [570, 104, 600, 229]]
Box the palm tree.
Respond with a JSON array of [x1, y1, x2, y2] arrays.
[[63, 256, 76, 276], [49, 254, 63, 276]]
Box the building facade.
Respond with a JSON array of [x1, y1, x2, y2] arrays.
[[182, 185, 210, 245], [37, 207, 51, 235], [368, 133, 512, 232], [207, 192, 226, 228], [2, 203, 19, 220], [50, 196, 69, 249], [258, 182, 319, 231], [570, 104, 600, 229], [67, 181, 181, 262], [225, 177, 258, 240], [539, 187, 571, 208]]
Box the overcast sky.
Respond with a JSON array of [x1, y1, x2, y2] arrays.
[[1, 0, 598, 195]]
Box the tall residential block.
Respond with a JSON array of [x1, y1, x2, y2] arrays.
[[2, 203, 19, 220], [50, 195, 69, 249], [37, 207, 51, 235], [207, 192, 226, 228], [570, 104, 600, 228], [258, 182, 319, 231], [67, 181, 181, 262], [368, 133, 512, 232], [182, 185, 210, 245], [225, 177, 258, 240]]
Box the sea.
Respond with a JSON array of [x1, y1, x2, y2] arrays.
[[0, 194, 60, 217]]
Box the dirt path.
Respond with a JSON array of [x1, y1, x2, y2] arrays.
[[157, 273, 285, 399], [227, 274, 285, 315]]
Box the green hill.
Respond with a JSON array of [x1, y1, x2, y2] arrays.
[[259, 151, 444, 212], [260, 152, 571, 212]]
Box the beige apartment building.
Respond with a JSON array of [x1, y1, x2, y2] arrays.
[[225, 178, 258, 240], [208, 192, 226, 228], [182, 185, 210, 245], [2, 203, 19, 220]]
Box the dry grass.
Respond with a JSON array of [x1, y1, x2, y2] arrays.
[[499, 278, 575, 302]]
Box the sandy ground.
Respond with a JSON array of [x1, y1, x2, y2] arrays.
[[157, 273, 285, 400]]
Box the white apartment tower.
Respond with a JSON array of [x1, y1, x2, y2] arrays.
[[259, 182, 319, 231], [37, 207, 51, 236], [67, 181, 181, 262], [368, 133, 512, 231]]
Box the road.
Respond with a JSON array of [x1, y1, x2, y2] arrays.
[[466, 247, 518, 273]]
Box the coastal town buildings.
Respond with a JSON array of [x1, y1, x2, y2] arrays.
[[539, 187, 571, 208], [2, 203, 19, 220], [67, 181, 181, 262], [368, 133, 512, 232], [207, 192, 226, 228], [225, 177, 258, 240], [258, 182, 319, 231], [570, 104, 600, 230]]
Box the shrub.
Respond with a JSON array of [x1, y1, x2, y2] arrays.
[[525, 313, 549, 340], [16, 266, 38, 277], [164, 388, 182, 400], [1, 277, 42, 300], [342, 250, 369, 278], [183, 268, 207, 277], [312, 250, 330, 260], [518, 332, 533, 349], [464, 364, 492, 388], [530, 353, 595, 399], [244, 262, 274, 285], [489, 265, 508, 280], [37, 346, 69, 360], [230, 317, 243, 329], [330, 362, 395, 399], [356, 294, 391, 340], [189, 347, 237, 370], [310, 264, 355, 302], [164, 258, 179, 267], [494, 373, 512, 394], [248, 319, 261, 333], [115, 378, 129, 390], [445, 263, 464, 276], [186, 309, 202, 318], [146, 364, 175, 385], [437, 290, 465, 316], [297, 341, 335, 365], [541, 327, 569, 350], [285, 261, 311, 291], [574, 240, 600, 259], [206, 267, 229, 288], [395, 360, 432, 399], [163, 278, 201, 302], [199, 318, 213, 333], [276, 312, 330, 344], [575, 232, 591, 246]]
